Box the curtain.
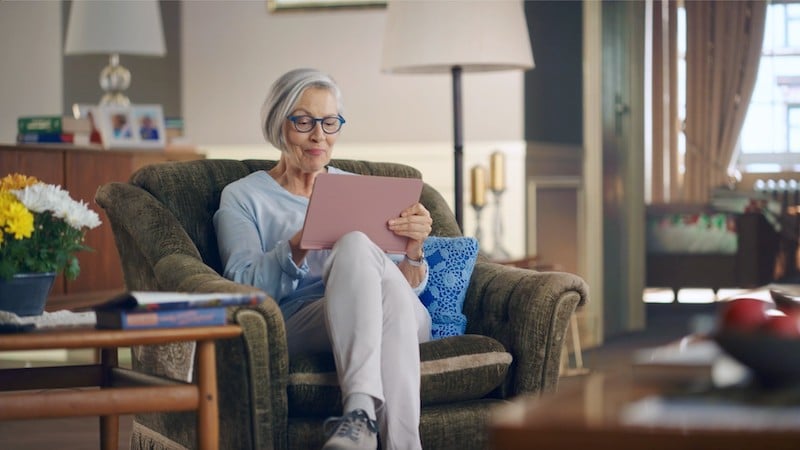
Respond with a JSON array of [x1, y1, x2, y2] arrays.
[[650, 0, 679, 204], [682, 0, 767, 203]]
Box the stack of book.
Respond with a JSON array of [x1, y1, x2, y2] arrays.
[[94, 291, 267, 330], [17, 115, 96, 145]]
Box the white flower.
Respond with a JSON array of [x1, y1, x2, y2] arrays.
[[11, 183, 101, 230]]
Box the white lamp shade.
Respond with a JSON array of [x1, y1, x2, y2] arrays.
[[382, 0, 534, 74], [65, 0, 166, 56]]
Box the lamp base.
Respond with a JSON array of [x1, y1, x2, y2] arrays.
[[99, 53, 131, 106]]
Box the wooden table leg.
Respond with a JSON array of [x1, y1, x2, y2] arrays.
[[100, 347, 119, 450], [100, 415, 120, 450], [196, 340, 219, 450]]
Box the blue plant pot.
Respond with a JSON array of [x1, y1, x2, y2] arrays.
[[0, 272, 56, 317]]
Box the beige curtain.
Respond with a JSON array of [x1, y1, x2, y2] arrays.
[[682, 0, 767, 203], [650, 0, 679, 204]]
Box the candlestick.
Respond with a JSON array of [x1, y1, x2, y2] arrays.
[[490, 151, 505, 193], [473, 203, 485, 245], [491, 189, 510, 260], [470, 165, 487, 208]]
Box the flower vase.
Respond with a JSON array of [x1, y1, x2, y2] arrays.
[[0, 272, 56, 317]]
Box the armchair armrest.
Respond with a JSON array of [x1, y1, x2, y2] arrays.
[[462, 260, 588, 396], [95, 181, 289, 449]]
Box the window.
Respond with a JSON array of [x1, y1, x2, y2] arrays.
[[788, 104, 800, 151], [737, 1, 800, 172], [675, 2, 800, 173]]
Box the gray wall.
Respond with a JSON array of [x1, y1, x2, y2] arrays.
[[524, 0, 583, 145], [0, 1, 62, 141], [61, 1, 181, 117]]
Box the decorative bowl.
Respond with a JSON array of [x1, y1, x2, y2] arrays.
[[769, 287, 800, 312], [714, 331, 800, 387]]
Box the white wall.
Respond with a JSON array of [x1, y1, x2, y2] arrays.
[[182, 2, 526, 144], [0, 1, 528, 259], [182, 1, 528, 257], [0, 1, 63, 142]]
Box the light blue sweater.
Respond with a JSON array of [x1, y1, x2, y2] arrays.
[[213, 167, 427, 319]]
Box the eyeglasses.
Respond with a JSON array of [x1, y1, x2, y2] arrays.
[[287, 115, 346, 134]]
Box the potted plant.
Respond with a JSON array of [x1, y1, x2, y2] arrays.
[[0, 173, 101, 316]]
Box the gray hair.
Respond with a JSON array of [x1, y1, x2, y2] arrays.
[[260, 68, 344, 152]]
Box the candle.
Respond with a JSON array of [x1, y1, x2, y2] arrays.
[[490, 151, 505, 192], [470, 165, 487, 208]]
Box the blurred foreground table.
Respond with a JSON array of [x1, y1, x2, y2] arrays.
[[489, 371, 800, 450]]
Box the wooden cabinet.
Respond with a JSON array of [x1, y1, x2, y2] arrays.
[[0, 144, 204, 309]]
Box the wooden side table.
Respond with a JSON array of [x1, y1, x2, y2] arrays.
[[0, 325, 241, 450]]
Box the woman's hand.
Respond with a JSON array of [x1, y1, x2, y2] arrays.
[[388, 202, 432, 262], [288, 229, 308, 266]]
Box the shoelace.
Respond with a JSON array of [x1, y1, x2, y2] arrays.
[[323, 409, 378, 441]]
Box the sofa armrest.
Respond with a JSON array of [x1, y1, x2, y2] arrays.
[[95, 182, 289, 449], [462, 260, 588, 396]]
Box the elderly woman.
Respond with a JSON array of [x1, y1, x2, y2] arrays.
[[213, 68, 432, 450]]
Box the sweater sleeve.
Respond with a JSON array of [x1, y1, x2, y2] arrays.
[[213, 179, 308, 302]]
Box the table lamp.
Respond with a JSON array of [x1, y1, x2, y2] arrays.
[[381, 0, 534, 230], [64, 0, 166, 106]]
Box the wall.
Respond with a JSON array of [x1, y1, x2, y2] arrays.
[[181, 1, 528, 257], [0, 1, 63, 141], [62, 1, 182, 116], [525, 1, 584, 145], [522, 1, 585, 277], [0, 1, 528, 260]]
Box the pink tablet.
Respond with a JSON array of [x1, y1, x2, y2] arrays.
[[300, 172, 424, 254]]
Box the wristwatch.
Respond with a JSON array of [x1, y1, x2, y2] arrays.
[[404, 251, 425, 267]]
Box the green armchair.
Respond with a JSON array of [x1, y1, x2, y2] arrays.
[[94, 158, 588, 450]]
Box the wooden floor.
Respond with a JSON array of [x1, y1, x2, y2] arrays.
[[0, 417, 133, 450], [0, 302, 713, 449]]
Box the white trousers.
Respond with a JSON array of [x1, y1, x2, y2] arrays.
[[285, 231, 431, 450]]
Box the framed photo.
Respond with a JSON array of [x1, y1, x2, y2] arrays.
[[71, 103, 95, 120], [94, 104, 166, 149], [268, 0, 384, 12]]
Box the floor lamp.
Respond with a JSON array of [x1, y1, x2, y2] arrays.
[[381, 0, 534, 230]]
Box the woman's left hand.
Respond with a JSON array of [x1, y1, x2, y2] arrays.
[[388, 202, 432, 260]]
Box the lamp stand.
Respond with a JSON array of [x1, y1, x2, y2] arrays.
[[99, 53, 132, 106], [452, 66, 464, 231]]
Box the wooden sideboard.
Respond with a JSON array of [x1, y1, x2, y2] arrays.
[[0, 144, 204, 309]]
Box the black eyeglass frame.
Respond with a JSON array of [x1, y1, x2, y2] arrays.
[[287, 114, 346, 134]]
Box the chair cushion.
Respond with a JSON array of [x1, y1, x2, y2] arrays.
[[287, 334, 511, 416], [419, 236, 480, 339]]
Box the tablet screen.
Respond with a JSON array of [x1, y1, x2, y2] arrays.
[[300, 173, 424, 253]]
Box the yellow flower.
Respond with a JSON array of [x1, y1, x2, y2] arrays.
[[0, 173, 39, 192], [0, 192, 34, 242], [1, 172, 100, 280]]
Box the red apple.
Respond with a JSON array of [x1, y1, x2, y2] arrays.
[[761, 314, 800, 338], [719, 298, 770, 332]]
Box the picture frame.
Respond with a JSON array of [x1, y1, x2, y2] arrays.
[[93, 104, 166, 149], [268, 0, 384, 12], [71, 103, 95, 120]]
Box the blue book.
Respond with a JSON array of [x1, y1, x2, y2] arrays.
[[95, 306, 227, 330], [16, 132, 73, 143], [96, 291, 267, 312]]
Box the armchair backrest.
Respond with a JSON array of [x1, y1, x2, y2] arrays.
[[121, 158, 461, 274]]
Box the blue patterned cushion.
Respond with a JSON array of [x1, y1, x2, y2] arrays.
[[419, 236, 480, 339]]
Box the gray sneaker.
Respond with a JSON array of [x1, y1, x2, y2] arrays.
[[322, 409, 378, 450]]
